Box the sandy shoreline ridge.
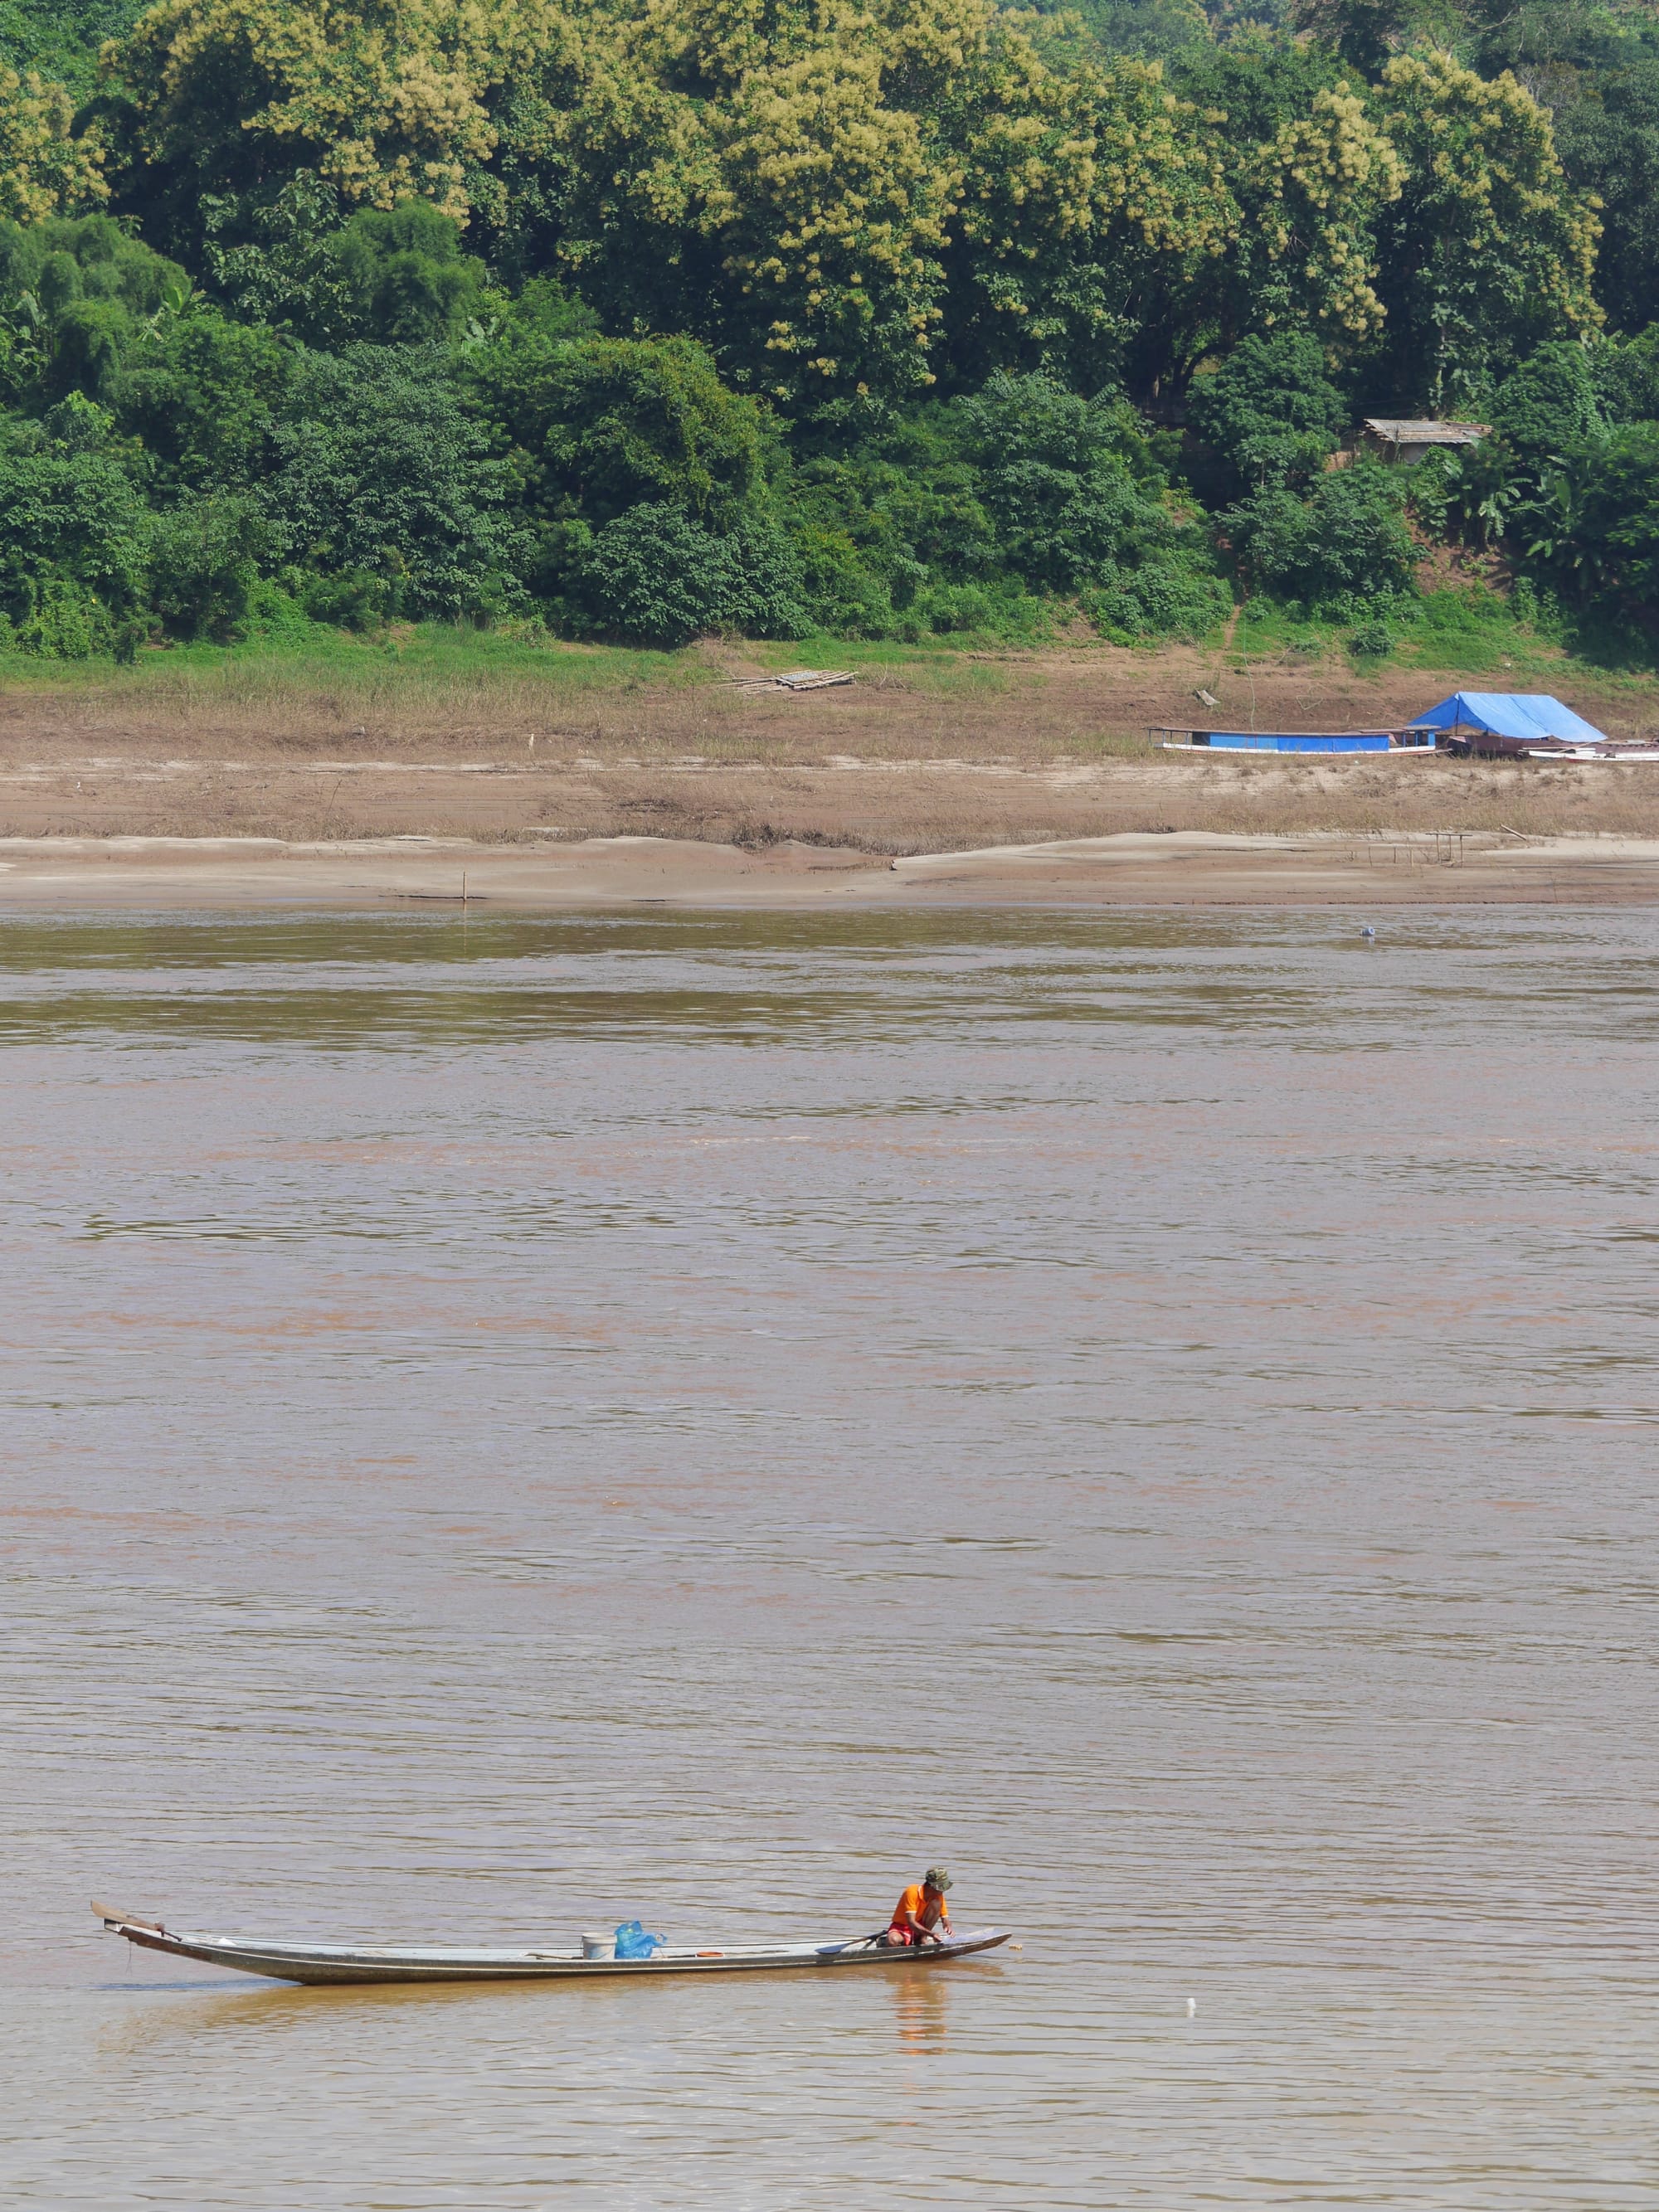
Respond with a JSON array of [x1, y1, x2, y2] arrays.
[[8, 643, 1659, 901], [3, 828, 1658, 907]]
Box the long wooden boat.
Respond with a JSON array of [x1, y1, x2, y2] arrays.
[[1151, 725, 1433, 756], [92, 1902, 1012, 1986]]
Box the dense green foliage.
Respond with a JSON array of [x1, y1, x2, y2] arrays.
[[0, 0, 1647, 656]]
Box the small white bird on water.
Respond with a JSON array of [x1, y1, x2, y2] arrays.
[[1186, 1997, 1197, 2017], [1361, 925, 1377, 941]]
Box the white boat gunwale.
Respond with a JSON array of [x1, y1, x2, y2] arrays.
[[92, 1903, 1012, 1985]]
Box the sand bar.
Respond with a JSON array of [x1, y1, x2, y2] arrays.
[[1, 829, 1657, 908]]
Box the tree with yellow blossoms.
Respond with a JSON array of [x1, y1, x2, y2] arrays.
[[1235, 83, 1403, 340], [530, 0, 1220, 403], [527, 0, 965, 403], [937, 43, 1232, 392], [1367, 49, 1600, 408], [1127, 39, 1402, 394], [100, 0, 581, 247], [0, 66, 105, 223], [90, 0, 1608, 412], [94, 0, 1408, 405]]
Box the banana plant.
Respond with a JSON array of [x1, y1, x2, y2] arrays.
[[1516, 459, 1607, 599], [139, 275, 200, 344], [0, 289, 51, 399], [1443, 440, 1515, 547]]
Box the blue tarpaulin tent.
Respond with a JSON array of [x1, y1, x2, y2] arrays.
[[1408, 693, 1610, 746]]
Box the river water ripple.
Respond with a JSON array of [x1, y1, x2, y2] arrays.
[[3, 907, 1657, 2209]]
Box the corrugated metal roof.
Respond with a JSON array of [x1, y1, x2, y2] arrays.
[[1364, 418, 1488, 444]]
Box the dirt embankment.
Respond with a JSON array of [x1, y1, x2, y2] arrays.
[[2, 645, 1659, 904]]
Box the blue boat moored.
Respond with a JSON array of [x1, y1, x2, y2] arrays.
[[1154, 728, 1408, 753], [1193, 730, 1393, 753]]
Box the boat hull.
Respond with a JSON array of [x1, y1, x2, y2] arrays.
[[95, 1908, 1011, 1986]]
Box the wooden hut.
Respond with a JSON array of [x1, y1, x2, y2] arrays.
[[1361, 419, 1488, 464]]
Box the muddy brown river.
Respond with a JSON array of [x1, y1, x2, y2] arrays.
[[3, 907, 1657, 2210]]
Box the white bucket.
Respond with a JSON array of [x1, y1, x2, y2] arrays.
[[581, 1931, 615, 1961]]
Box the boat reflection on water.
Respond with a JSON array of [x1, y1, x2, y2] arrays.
[[889, 1965, 953, 2054]]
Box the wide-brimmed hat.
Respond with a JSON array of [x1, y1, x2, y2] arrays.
[[923, 1867, 953, 1891]]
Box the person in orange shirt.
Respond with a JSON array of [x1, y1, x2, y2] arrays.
[[883, 1867, 953, 1947]]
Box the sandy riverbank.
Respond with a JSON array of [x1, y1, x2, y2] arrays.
[[2, 827, 1657, 908], [6, 642, 1659, 892], [9, 744, 1659, 852]]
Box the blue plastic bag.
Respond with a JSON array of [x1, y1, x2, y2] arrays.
[[615, 1918, 664, 1960]]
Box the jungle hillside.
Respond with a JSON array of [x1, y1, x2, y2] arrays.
[[0, 0, 1653, 674]]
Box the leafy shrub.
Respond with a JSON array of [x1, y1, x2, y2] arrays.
[[203, 182, 512, 346], [201, 171, 355, 336], [1347, 615, 1396, 659], [1084, 555, 1232, 643], [1228, 460, 1419, 610], [323, 202, 491, 346], [0, 214, 180, 322], [792, 450, 997, 573], [0, 428, 147, 625], [145, 489, 269, 639], [1588, 429, 1659, 603], [575, 503, 809, 645], [0, 216, 186, 406], [39, 389, 114, 450], [114, 306, 290, 492], [953, 372, 1161, 484], [1, 575, 118, 655], [903, 578, 1048, 642], [781, 446, 997, 632], [262, 347, 525, 620], [1593, 328, 1659, 426], [791, 520, 900, 637], [1487, 343, 1604, 462], [240, 576, 317, 640], [470, 332, 771, 531], [704, 514, 811, 640], [780, 380, 1221, 639], [1515, 425, 1659, 611], [951, 373, 1175, 591], [1409, 439, 1515, 547], [982, 454, 1164, 590], [294, 568, 389, 629], [1187, 333, 1349, 496]]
